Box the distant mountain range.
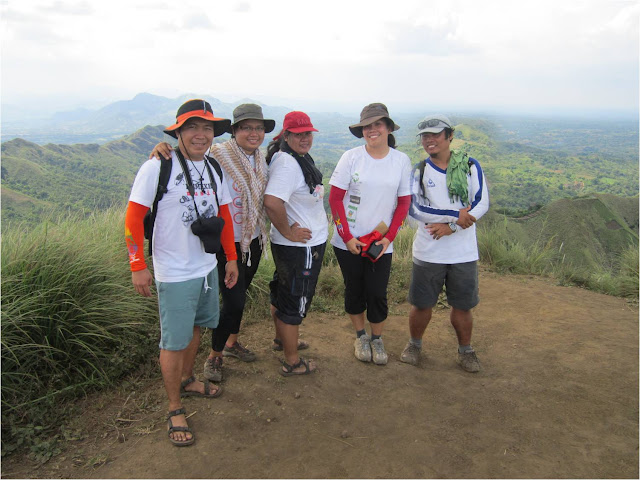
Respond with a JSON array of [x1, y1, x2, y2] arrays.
[[1, 93, 296, 144], [2, 97, 638, 261]]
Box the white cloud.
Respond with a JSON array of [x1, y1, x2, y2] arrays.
[[385, 17, 476, 56], [0, 0, 637, 115], [234, 2, 251, 13], [182, 13, 216, 30], [41, 0, 93, 15]]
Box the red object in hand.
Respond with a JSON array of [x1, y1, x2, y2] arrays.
[[358, 230, 383, 262]]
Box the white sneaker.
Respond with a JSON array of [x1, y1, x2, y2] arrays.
[[370, 338, 388, 365], [354, 334, 372, 362]]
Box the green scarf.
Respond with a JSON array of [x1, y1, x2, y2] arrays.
[[446, 149, 470, 205]]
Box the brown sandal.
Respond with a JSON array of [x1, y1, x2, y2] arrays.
[[180, 375, 223, 398], [167, 408, 195, 447], [280, 357, 316, 377]]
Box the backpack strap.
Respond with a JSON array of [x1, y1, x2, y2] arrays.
[[145, 153, 173, 256], [205, 154, 223, 183], [415, 160, 427, 199]]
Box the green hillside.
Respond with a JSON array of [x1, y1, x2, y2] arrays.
[[479, 193, 638, 271], [2, 116, 637, 239], [445, 122, 637, 216], [1, 126, 166, 225]]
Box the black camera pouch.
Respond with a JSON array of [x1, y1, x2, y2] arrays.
[[190, 215, 225, 254]]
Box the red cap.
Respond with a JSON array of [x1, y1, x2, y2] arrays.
[[273, 111, 318, 141]]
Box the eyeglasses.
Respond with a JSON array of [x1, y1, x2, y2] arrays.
[[418, 118, 451, 130], [238, 125, 266, 133]]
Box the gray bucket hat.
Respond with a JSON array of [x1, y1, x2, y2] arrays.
[[230, 103, 276, 133], [417, 114, 454, 135], [349, 103, 400, 138]]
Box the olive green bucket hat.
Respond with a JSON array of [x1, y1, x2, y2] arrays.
[[230, 103, 276, 133]]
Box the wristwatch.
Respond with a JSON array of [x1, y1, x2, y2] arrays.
[[448, 222, 458, 232]]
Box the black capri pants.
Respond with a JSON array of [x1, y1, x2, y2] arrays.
[[269, 242, 326, 326], [333, 246, 392, 324], [212, 237, 262, 352]]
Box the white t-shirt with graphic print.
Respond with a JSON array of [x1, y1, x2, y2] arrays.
[[329, 145, 412, 253], [264, 151, 328, 247], [129, 151, 232, 283]]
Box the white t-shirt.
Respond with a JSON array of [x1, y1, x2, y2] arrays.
[[409, 158, 490, 264], [329, 145, 412, 253], [264, 151, 328, 247], [222, 154, 261, 242], [129, 152, 232, 282]]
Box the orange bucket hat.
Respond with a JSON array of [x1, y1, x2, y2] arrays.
[[164, 99, 231, 138]]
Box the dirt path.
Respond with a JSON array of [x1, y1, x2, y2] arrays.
[[3, 271, 638, 479]]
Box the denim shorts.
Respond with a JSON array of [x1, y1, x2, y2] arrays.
[[408, 260, 479, 311], [156, 268, 220, 351]]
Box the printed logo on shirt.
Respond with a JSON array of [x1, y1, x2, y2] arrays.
[[349, 195, 361, 205], [347, 204, 357, 226], [351, 172, 360, 184], [313, 184, 324, 200], [426, 179, 436, 188]]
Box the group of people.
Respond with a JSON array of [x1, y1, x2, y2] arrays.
[[125, 99, 489, 446]]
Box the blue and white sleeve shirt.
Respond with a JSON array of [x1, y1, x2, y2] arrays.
[[411, 157, 489, 264]]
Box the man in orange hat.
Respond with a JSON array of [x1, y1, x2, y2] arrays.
[[125, 99, 238, 446]]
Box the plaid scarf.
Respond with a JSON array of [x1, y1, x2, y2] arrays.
[[210, 139, 268, 264], [447, 149, 470, 206]]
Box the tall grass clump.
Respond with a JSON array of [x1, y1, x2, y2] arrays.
[[617, 245, 639, 298], [477, 217, 559, 275], [478, 215, 638, 299], [1, 207, 159, 454], [555, 244, 640, 298]]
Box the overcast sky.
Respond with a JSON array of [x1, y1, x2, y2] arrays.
[[1, 0, 638, 117]]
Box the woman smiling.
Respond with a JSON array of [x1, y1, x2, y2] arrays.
[[329, 103, 412, 366]]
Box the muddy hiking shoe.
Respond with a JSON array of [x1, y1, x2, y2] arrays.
[[354, 334, 372, 362], [203, 356, 223, 382], [370, 338, 388, 365], [223, 342, 257, 362], [400, 342, 421, 366], [457, 350, 481, 373]]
